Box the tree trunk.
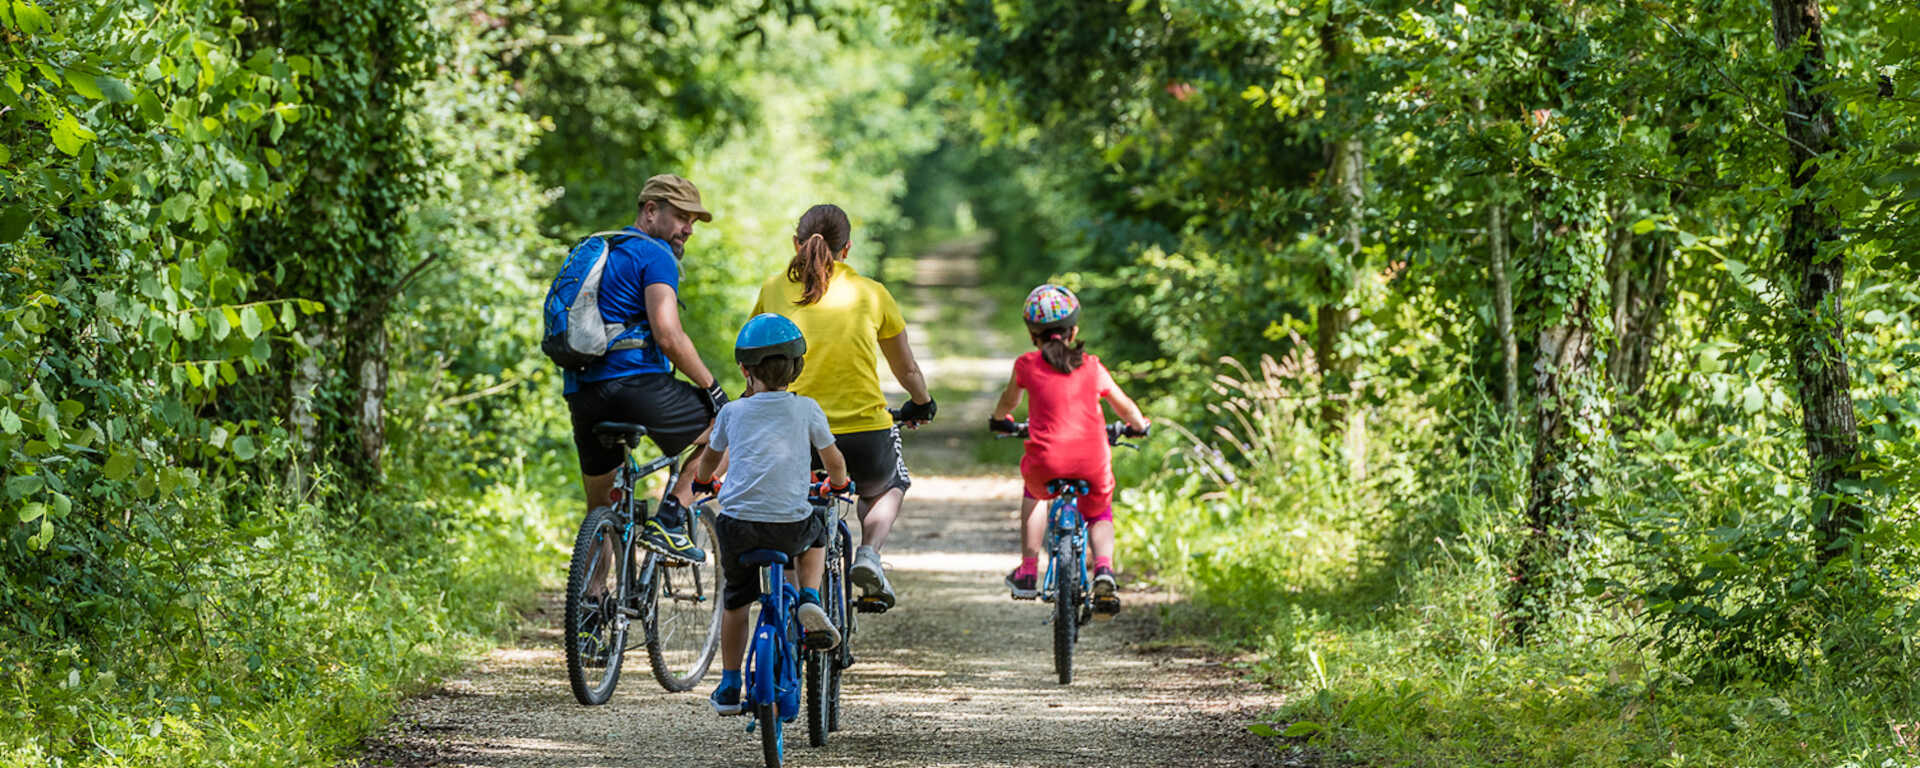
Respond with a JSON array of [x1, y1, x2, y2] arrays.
[[1505, 288, 1601, 642], [1608, 219, 1671, 427], [345, 323, 389, 481], [1770, 0, 1863, 563], [1316, 19, 1366, 445], [1489, 201, 1519, 412]]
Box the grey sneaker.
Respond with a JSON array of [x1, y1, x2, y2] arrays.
[[850, 545, 896, 610], [795, 601, 841, 651]]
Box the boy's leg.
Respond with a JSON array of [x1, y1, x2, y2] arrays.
[[720, 605, 751, 670], [796, 546, 825, 593]]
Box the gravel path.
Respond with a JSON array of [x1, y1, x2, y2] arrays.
[[350, 238, 1286, 768]]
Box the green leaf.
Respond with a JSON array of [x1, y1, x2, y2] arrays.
[[1742, 385, 1765, 414], [6, 474, 42, 498], [104, 450, 134, 482], [96, 76, 134, 103], [0, 408, 19, 434], [66, 69, 104, 100], [18, 502, 45, 524], [52, 113, 97, 157], [209, 308, 231, 341], [231, 435, 256, 461], [0, 205, 29, 243], [240, 305, 263, 339], [1630, 217, 1657, 235], [10, 2, 51, 35], [49, 492, 68, 518], [1281, 721, 1323, 738]]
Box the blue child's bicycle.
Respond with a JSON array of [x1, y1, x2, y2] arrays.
[[738, 480, 858, 768], [992, 420, 1137, 684]]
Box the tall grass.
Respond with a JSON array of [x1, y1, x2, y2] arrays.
[[1117, 355, 1920, 768]]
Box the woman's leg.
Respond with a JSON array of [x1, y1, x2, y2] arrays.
[[855, 486, 904, 551]]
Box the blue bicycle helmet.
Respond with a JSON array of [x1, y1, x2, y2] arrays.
[[735, 313, 807, 365]]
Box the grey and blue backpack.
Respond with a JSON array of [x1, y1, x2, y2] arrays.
[[541, 231, 653, 372]]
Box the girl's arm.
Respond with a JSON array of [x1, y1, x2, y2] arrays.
[[991, 370, 1023, 421], [1103, 379, 1150, 432]]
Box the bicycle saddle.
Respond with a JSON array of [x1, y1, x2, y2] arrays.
[[1046, 478, 1092, 496], [593, 421, 648, 448], [739, 549, 790, 567]]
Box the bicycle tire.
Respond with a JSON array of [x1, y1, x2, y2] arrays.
[[755, 699, 782, 768], [564, 506, 628, 705], [829, 523, 852, 731], [1052, 536, 1078, 685], [647, 507, 723, 691], [805, 645, 828, 746]]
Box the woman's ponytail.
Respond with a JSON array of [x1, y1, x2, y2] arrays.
[[1033, 327, 1085, 374], [788, 204, 851, 306]]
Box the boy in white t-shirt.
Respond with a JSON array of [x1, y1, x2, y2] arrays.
[[693, 314, 851, 716]]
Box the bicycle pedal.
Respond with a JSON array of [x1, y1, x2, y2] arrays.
[[854, 598, 890, 614]]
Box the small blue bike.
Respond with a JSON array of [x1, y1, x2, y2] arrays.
[[992, 420, 1137, 684], [738, 480, 859, 768]]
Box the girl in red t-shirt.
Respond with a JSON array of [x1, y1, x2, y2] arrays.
[[989, 284, 1150, 616]]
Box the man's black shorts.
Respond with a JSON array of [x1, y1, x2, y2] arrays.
[[714, 511, 829, 610], [565, 373, 710, 475], [810, 426, 911, 499]]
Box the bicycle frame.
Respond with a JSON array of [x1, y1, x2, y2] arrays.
[[1039, 492, 1090, 608]]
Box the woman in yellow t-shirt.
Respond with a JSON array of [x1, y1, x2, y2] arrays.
[[750, 203, 935, 612]]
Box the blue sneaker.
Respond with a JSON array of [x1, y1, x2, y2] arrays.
[[710, 682, 743, 716], [640, 516, 706, 564]]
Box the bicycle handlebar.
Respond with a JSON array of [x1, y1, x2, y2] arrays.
[[989, 420, 1144, 447]]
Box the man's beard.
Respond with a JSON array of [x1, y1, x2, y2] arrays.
[[668, 240, 684, 260]]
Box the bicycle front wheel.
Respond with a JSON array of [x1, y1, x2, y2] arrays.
[[648, 506, 723, 692], [758, 701, 784, 768], [826, 525, 851, 732], [564, 506, 628, 705], [1052, 537, 1079, 685]]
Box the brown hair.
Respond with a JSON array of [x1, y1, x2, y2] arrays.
[[788, 204, 850, 306], [746, 356, 804, 390], [1030, 325, 1086, 374]]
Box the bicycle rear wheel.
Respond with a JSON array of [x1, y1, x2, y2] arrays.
[[758, 701, 783, 768], [647, 505, 723, 691], [565, 506, 628, 705], [1052, 537, 1079, 685], [827, 526, 851, 732]]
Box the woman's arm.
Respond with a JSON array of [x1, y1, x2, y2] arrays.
[[877, 330, 932, 404]]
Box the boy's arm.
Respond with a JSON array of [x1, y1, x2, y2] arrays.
[[693, 441, 724, 481], [817, 444, 851, 487]]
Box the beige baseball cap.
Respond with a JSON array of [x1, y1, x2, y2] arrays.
[[638, 174, 713, 222]]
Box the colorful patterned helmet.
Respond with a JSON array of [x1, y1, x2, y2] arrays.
[[735, 313, 807, 365], [1022, 284, 1080, 330]]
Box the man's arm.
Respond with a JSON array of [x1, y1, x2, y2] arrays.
[[645, 283, 718, 389]]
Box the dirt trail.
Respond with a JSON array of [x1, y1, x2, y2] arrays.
[[352, 238, 1284, 768]]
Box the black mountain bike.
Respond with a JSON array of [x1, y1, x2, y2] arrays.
[[806, 477, 860, 747], [563, 422, 724, 704]]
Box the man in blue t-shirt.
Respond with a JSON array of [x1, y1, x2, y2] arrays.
[[564, 174, 729, 562]]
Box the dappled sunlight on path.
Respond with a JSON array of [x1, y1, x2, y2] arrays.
[[350, 237, 1283, 768]]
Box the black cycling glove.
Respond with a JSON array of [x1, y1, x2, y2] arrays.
[[703, 381, 730, 417], [988, 417, 1019, 434], [897, 397, 937, 423], [1124, 422, 1151, 438]]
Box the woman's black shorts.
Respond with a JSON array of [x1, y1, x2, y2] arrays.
[[565, 373, 710, 475], [811, 426, 911, 499], [714, 511, 829, 610]]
